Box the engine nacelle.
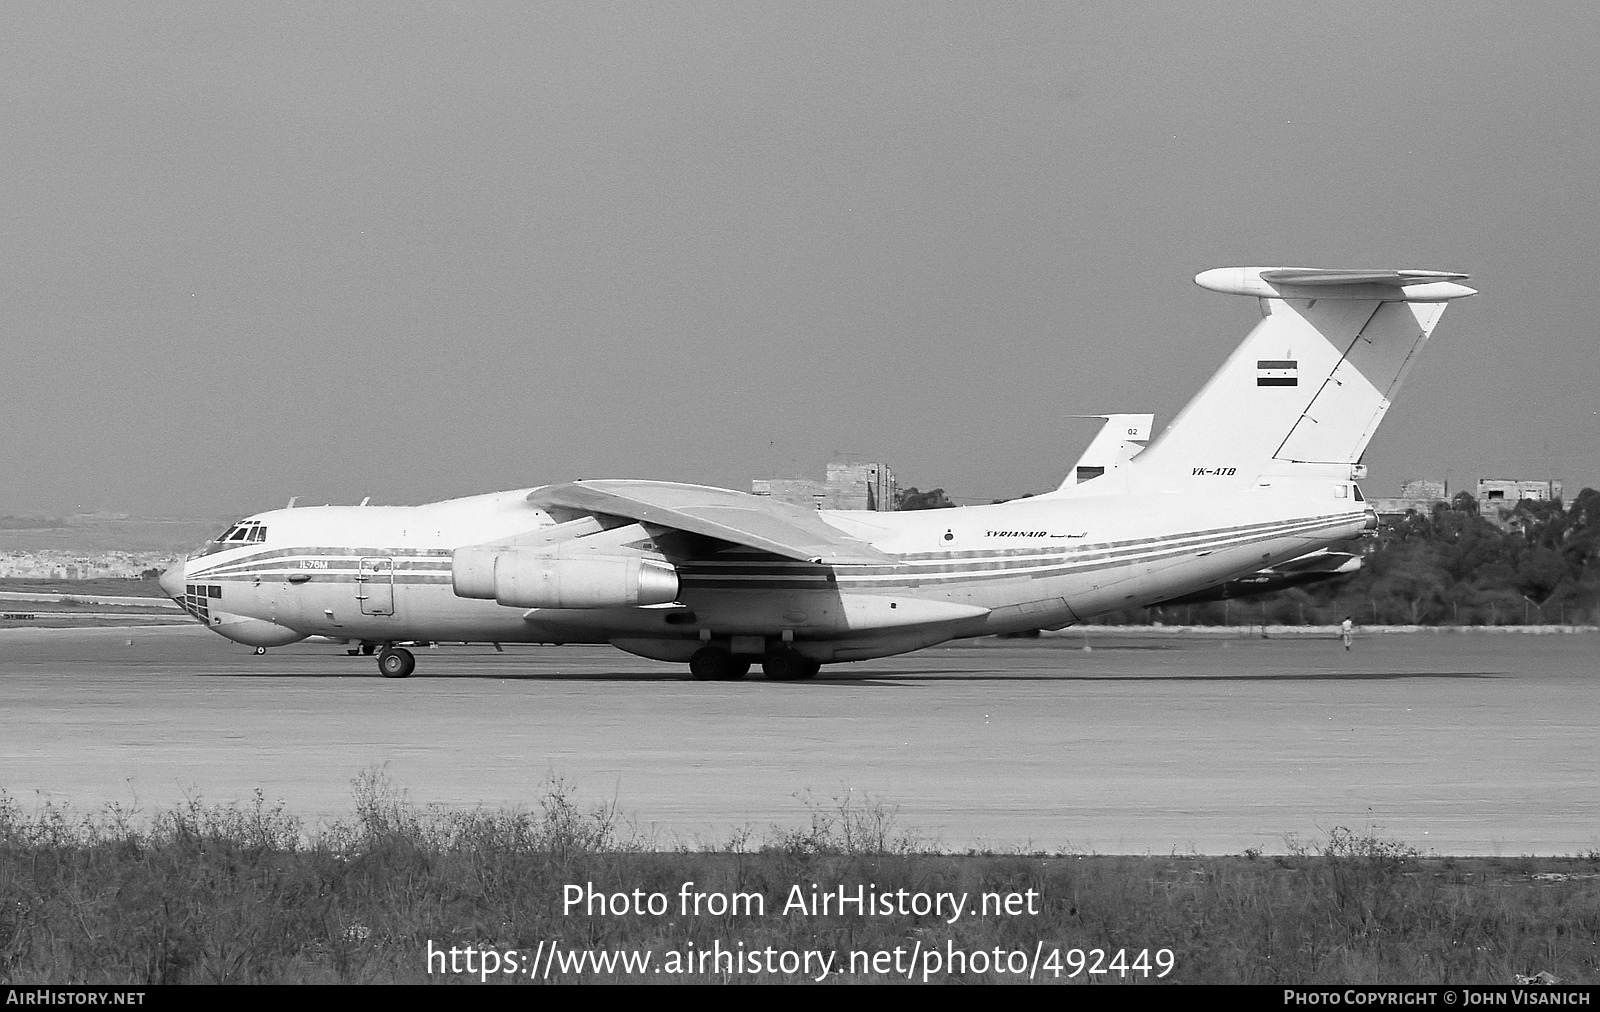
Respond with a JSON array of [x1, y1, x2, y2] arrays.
[[452, 546, 679, 609]]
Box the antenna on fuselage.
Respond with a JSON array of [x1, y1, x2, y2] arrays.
[[359, 496, 371, 506], [287, 496, 298, 508]]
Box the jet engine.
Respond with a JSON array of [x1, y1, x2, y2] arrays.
[[452, 546, 679, 609]]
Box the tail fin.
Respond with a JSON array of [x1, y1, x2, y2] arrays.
[[1054, 413, 1153, 489], [1128, 267, 1475, 489]]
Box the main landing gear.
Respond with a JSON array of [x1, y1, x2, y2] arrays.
[[689, 647, 820, 681], [760, 650, 821, 681], [377, 646, 415, 679], [689, 648, 749, 681]]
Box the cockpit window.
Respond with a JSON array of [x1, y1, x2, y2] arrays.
[[195, 520, 267, 557]]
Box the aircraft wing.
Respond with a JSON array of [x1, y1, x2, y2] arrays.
[[526, 480, 896, 565]]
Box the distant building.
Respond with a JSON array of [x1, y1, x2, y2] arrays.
[[752, 461, 898, 511], [1476, 478, 1562, 524], [1400, 479, 1447, 501], [0, 550, 176, 579], [1370, 478, 1449, 520]]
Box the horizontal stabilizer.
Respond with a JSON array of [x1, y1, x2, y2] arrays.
[[1259, 268, 1468, 287], [1196, 267, 1476, 302]]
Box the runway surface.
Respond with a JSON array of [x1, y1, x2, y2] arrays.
[[1, 625, 1595, 855]]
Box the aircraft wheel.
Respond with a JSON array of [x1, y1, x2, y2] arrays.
[[254, 646, 266, 656], [761, 651, 817, 681], [378, 647, 415, 679], [689, 648, 747, 681]]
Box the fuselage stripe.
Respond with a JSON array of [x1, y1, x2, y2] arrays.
[[184, 512, 1364, 593]]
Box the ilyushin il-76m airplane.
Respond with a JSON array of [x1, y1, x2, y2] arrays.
[[161, 267, 1475, 680]]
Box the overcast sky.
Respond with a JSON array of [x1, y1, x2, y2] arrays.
[[4, 2, 1596, 519]]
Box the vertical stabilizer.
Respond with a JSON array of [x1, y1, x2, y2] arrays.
[[1128, 268, 1474, 489], [1051, 414, 1153, 490]]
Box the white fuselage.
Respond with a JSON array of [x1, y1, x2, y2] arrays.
[[169, 478, 1370, 664]]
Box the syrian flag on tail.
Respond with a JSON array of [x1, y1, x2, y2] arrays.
[[1256, 360, 1297, 386]]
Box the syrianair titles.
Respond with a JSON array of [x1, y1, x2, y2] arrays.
[[162, 267, 1476, 680]]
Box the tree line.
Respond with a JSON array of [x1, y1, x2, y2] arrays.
[[897, 484, 1600, 626], [1121, 490, 1600, 627]]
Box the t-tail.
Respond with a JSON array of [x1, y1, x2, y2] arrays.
[[1124, 267, 1476, 491]]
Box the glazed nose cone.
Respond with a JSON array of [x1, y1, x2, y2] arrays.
[[158, 561, 186, 599]]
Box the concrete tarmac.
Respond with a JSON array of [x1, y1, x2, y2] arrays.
[[1, 625, 1595, 855]]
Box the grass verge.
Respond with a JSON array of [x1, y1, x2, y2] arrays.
[[1, 774, 1595, 984]]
